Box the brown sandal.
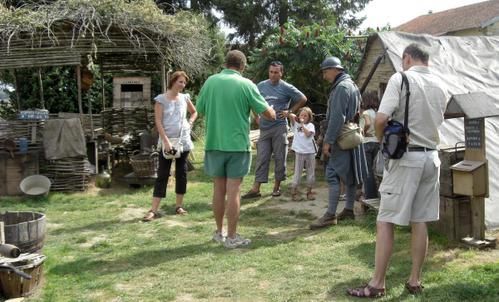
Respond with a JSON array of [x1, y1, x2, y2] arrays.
[[347, 284, 385, 298], [405, 282, 424, 295], [175, 206, 188, 215], [142, 210, 159, 222]]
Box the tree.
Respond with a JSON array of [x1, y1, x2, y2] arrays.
[[247, 22, 362, 105], [156, 0, 371, 47], [217, 0, 370, 47]]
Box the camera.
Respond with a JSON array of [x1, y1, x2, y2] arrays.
[[169, 147, 178, 155]]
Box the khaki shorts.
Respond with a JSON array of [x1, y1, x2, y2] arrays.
[[377, 150, 441, 226], [204, 151, 251, 178]]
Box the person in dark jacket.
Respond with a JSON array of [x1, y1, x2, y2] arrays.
[[310, 56, 367, 229]]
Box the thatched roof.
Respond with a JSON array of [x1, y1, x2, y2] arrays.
[[0, 0, 213, 75]]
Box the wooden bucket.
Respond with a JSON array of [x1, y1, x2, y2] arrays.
[[0, 253, 46, 298], [0, 212, 46, 253]]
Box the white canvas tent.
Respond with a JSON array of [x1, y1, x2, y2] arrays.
[[363, 31, 499, 229]]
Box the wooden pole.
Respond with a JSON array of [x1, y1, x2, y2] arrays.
[[100, 57, 106, 110], [38, 67, 45, 109], [161, 63, 166, 94], [76, 65, 83, 116], [0, 221, 4, 244]]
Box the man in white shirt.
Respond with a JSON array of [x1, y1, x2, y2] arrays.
[[348, 43, 448, 298]]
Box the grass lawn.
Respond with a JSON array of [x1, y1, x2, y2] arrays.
[[1, 143, 498, 302]]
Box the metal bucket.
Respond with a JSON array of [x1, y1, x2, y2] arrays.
[[19, 175, 51, 197]]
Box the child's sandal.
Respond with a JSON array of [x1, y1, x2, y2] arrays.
[[306, 191, 316, 200]]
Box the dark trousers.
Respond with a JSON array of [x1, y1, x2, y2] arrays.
[[363, 142, 379, 199], [152, 151, 189, 198]]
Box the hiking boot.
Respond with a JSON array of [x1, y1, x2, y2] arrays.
[[224, 234, 251, 249], [212, 230, 226, 243], [337, 208, 355, 221], [309, 212, 337, 230]]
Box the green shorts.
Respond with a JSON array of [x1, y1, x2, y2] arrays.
[[204, 151, 251, 178]]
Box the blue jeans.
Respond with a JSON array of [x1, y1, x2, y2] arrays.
[[363, 142, 380, 199], [325, 163, 356, 214]]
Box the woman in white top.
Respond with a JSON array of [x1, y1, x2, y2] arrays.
[[359, 91, 380, 200], [289, 107, 316, 201], [143, 71, 197, 221]]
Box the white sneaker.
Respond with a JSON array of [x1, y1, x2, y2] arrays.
[[212, 231, 226, 243], [224, 234, 251, 249]]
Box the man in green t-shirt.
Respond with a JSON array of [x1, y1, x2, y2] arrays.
[[197, 50, 275, 248]]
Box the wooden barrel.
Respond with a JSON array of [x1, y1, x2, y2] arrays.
[[0, 212, 46, 253]]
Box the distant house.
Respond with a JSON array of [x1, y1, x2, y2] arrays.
[[395, 0, 499, 36]]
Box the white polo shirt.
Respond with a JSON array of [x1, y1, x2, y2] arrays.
[[378, 66, 448, 149]]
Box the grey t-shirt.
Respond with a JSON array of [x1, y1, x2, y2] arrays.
[[257, 79, 305, 130]]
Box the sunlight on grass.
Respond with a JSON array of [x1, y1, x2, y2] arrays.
[[1, 144, 498, 301]]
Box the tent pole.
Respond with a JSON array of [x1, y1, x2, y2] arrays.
[[38, 68, 45, 109]]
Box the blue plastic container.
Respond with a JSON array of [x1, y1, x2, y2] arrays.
[[18, 137, 28, 153]]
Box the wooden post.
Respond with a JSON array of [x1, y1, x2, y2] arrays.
[[38, 67, 45, 109], [161, 63, 166, 94], [0, 221, 4, 244], [76, 65, 83, 116], [100, 57, 106, 110]]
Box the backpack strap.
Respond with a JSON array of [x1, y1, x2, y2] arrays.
[[400, 72, 410, 135]]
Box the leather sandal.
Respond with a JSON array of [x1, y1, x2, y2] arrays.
[[175, 206, 188, 215], [347, 284, 385, 298], [405, 282, 424, 295], [142, 210, 159, 222]]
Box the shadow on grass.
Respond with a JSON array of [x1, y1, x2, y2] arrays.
[[49, 241, 227, 276], [49, 218, 139, 235]]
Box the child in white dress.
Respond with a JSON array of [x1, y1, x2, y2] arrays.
[[289, 107, 316, 201]]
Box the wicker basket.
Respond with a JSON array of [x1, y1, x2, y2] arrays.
[[130, 152, 158, 178]]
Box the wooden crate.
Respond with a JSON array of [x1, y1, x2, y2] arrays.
[[0, 151, 39, 196], [430, 196, 472, 241], [439, 146, 465, 197]]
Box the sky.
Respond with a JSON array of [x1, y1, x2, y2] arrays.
[[357, 0, 488, 30]]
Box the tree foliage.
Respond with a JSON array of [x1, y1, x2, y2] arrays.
[[247, 22, 363, 104], [154, 0, 371, 47]]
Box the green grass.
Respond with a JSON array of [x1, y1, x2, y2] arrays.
[[1, 144, 498, 301]]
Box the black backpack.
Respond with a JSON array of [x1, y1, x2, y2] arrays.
[[382, 72, 410, 159]]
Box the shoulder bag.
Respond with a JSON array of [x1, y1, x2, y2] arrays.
[[337, 99, 363, 150], [381, 72, 410, 159]]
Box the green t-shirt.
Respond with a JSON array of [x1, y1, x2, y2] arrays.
[[196, 69, 269, 152]]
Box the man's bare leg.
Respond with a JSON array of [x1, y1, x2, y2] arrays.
[[212, 177, 227, 233], [408, 222, 428, 286], [226, 177, 243, 238], [369, 221, 395, 291]]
